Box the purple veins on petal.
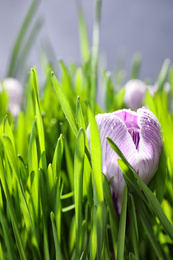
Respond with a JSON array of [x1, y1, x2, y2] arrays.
[[87, 107, 162, 215]]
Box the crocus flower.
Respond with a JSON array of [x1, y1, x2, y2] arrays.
[[87, 107, 162, 214], [124, 80, 147, 110], [0, 78, 24, 117], [124, 79, 170, 110]]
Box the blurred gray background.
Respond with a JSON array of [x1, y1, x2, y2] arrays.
[[1, 0, 173, 83]]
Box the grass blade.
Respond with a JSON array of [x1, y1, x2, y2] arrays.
[[7, 0, 40, 76], [74, 128, 85, 258], [88, 106, 104, 204], [157, 59, 170, 91], [76, 96, 86, 130], [135, 199, 164, 259], [0, 158, 27, 260], [30, 68, 46, 156], [91, 0, 102, 110], [50, 212, 63, 260], [96, 201, 108, 260], [76, 0, 90, 62], [107, 136, 173, 241], [0, 208, 14, 260], [130, 53, 142, 79], [90, 206, 97, 260], [14, 18, 43, 77], [128, 195, 139, 260], [51, 72, 78, 137], [52, 134, 63, 181], [117, 185, 128, 260], [102, 174, 119, 256]]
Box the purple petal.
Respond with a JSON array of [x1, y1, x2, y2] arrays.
[[135, 108, 162, 184], [94, 112, 138, 213]]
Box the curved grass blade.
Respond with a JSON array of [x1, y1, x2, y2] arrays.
[[107, 137, 173, 241], [117, 185, 128, 260], [74, 128, 85, 258], [3, 116, 15, 152], [59, 60, 76, 110], [135, 199, 164, 259], [7, 0, 40, 76], [157, 59, 170, 91], [14, 18, 43, 77], [51, 72, 78, 137]]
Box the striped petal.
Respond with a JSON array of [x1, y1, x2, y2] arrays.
[[93, 111, 138, 213], [136, 108, 162, 184]]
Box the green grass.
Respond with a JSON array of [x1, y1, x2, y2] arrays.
[[0, 0, 173, 259]]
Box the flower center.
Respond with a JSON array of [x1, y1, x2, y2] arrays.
[[125, 121, 140, 149]]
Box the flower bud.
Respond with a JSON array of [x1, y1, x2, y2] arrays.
[[0, 78, 24, 117], [87, 108, 162, 214]]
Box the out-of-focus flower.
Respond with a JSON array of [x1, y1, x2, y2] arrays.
[[124, 80, 146, 110], [87, 108, 162, 214], [124, 79, 170, 110], [0, 78, 24, 117]]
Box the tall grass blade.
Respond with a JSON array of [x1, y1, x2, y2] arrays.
[[157, 59, 170, 91], [30, 68, 46, 156], [74, 128, 85, 258], [135, 199, 164, 259], [51, 72, 78, 137], [90, 206, 97, 260], [88, 106, 104, 204], [76, 0, 90, 62], [0, 209, 14, 260], [117, 185, 128, 260], [50, 212, 63, 260], [76, 96, 86, 130], [130, 53, 142, 79], [128, 195, 139, 260], [91, 0, 102, 110], [7, 0, 40, 76], [96, 201, 108, 260], [107, 137, 173, 241], [0, 158, 27, 260], [102, 174, 118, 256]]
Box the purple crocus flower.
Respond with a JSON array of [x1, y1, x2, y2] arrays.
[[0, 78, 24, 117], [87, 107, 162, 214], [124, 80, 147, 110], [124, 79, 170, 110]]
